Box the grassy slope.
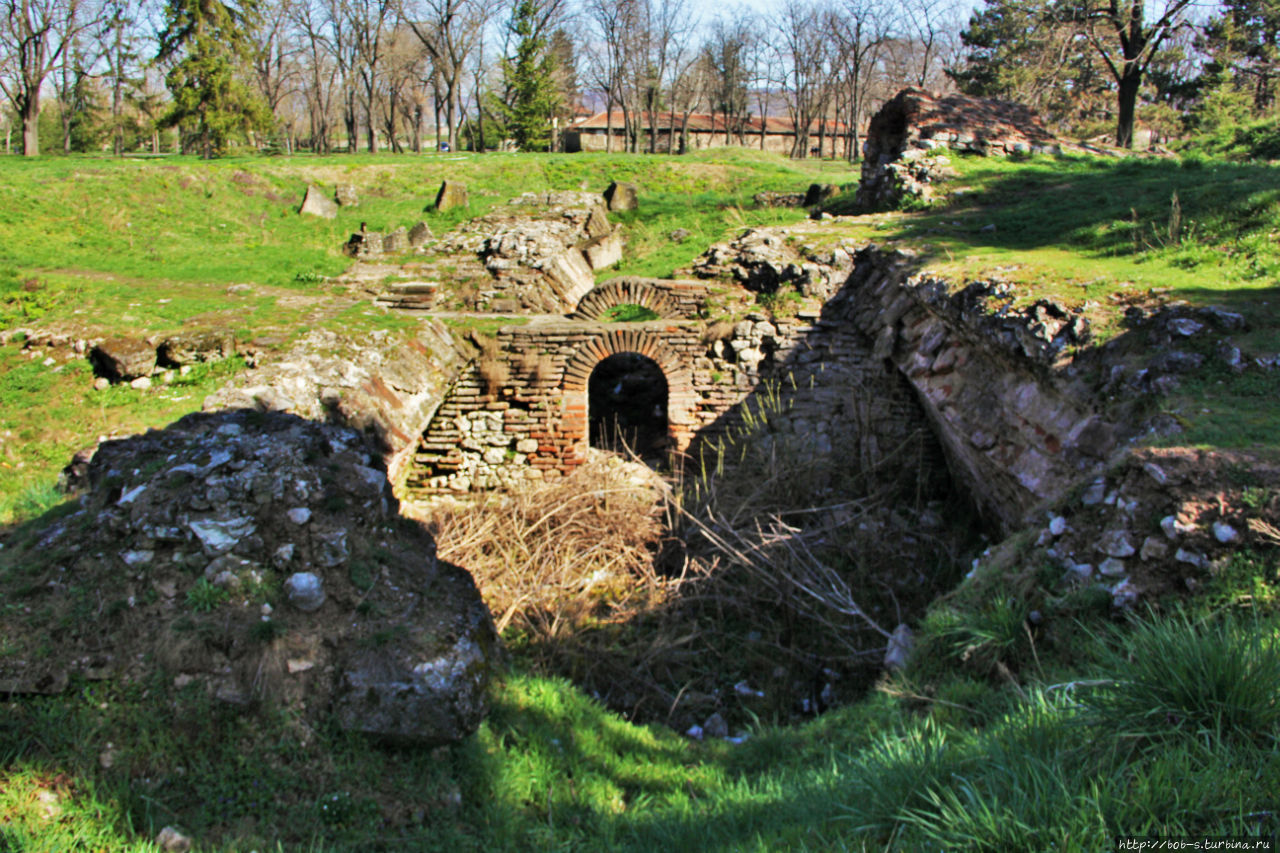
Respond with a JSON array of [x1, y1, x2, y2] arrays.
[[821, 151, 1280, 452], [2, 149, 1280, 851]]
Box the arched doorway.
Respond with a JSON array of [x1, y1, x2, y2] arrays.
[[588, 353, 669, 459]]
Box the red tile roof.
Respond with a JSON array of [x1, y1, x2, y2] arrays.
[[568, 111, 848, 135]]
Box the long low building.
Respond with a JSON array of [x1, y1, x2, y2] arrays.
[[564, 111, 850, 157]]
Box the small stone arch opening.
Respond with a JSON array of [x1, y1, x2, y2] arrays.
[[588, 352, 669, 459]]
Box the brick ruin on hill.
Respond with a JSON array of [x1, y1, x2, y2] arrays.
[[856, 88, 1064, 210]]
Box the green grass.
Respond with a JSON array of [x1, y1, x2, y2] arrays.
[[822, 151, 1280, 309], [4, 619, 1278, 851], [0, 352, 247, 525]]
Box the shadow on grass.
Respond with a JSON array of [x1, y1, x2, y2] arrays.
[[831, 153, 1280, 289]]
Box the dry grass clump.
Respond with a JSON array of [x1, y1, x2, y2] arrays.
[[407, 453, 678, 646]]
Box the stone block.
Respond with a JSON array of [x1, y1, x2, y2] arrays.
[[158, 330, 235, 367], [603, 180, 638, 212], [584, 205, 612, 239], [91, 337, 156, 381], [335, 184, 359, 206], [299, 185, 338, 219], [408, 221, 433, 247], [583, 234, 623, 271], [434, 180, 468, 211], [383, 226, 409, 252]]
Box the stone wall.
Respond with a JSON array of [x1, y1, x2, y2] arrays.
[[404, 312, 936, 497], [836, 247, 1121, 533], [204, 323, 466, 484]]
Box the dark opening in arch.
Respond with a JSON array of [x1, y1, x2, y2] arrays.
[[588, 353, 668, 459]]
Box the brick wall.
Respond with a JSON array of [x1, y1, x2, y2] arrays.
[[404, 310, 938, 497]]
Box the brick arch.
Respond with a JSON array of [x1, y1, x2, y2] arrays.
[[560, 329, 697, 452], [571, 279, 679, 321]]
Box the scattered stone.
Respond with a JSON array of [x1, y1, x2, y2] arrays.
[[1081, 479, 1107, 506], [130, 376, 152, 390], [1212, 521, 1238, 544], [1111, 579, 1139, 609], [1167, 317, 1204, 336], [1139, 536, 1168, 561], [90, 337, 156, 382], [187, 517, 255, 555], [685, 724, 704, 740], [299, 185, 338, 219], [92, 376, 110, 391], [315, 529, 350, 567], [979, 223, 997, 233], [1175, 548, 1207, 569], [702, 712, 729, 739], [1200, 305, 1246, 331], [155, 826, 192, 852], [1099, 557, 1126, 576], [284, 572, 326, 612], [1098, 529, 1136, 558], [1048, 516, 1067, 536], [1161, 515, 1195, 539], [669, 228, 691, 242], [335, 184, 358, 207], [1142, 462, 1168, 486], [121, 549, 153, 567], [603, 180, 638, 212], [434, 180, 468, 211], [884, 623, 914, 671], [287, 507, 312, 525]]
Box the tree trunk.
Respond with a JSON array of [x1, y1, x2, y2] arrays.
[[1116, 66, 1140, 149], [345, 101, 358, 153], [21, 96, 40, 157], [605, 96, 613, 153]]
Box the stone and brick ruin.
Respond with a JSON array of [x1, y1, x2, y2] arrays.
[[855, 88, 1062, 210], [372, 190, 626, 314], [405, 270, 939, 498]]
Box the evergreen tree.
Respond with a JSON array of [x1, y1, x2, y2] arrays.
[[157, 0, 270, 158], [1200, 0, 1280, 113], [501, 0, 562, 152], [950, 0, 1109, 133]]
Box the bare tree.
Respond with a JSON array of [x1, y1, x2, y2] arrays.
[[774, 0, 836, 158], [583, 0, 640, 152], [401, 0, 492, 151], [900, 0, 962, 89], [703, 13, 751, 146], [292, 0, 340, 151], [0, 0, 95, 155], [250, 0, 304, 150], [638, 0, 696, 153], [831, 0, 893, 161]]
